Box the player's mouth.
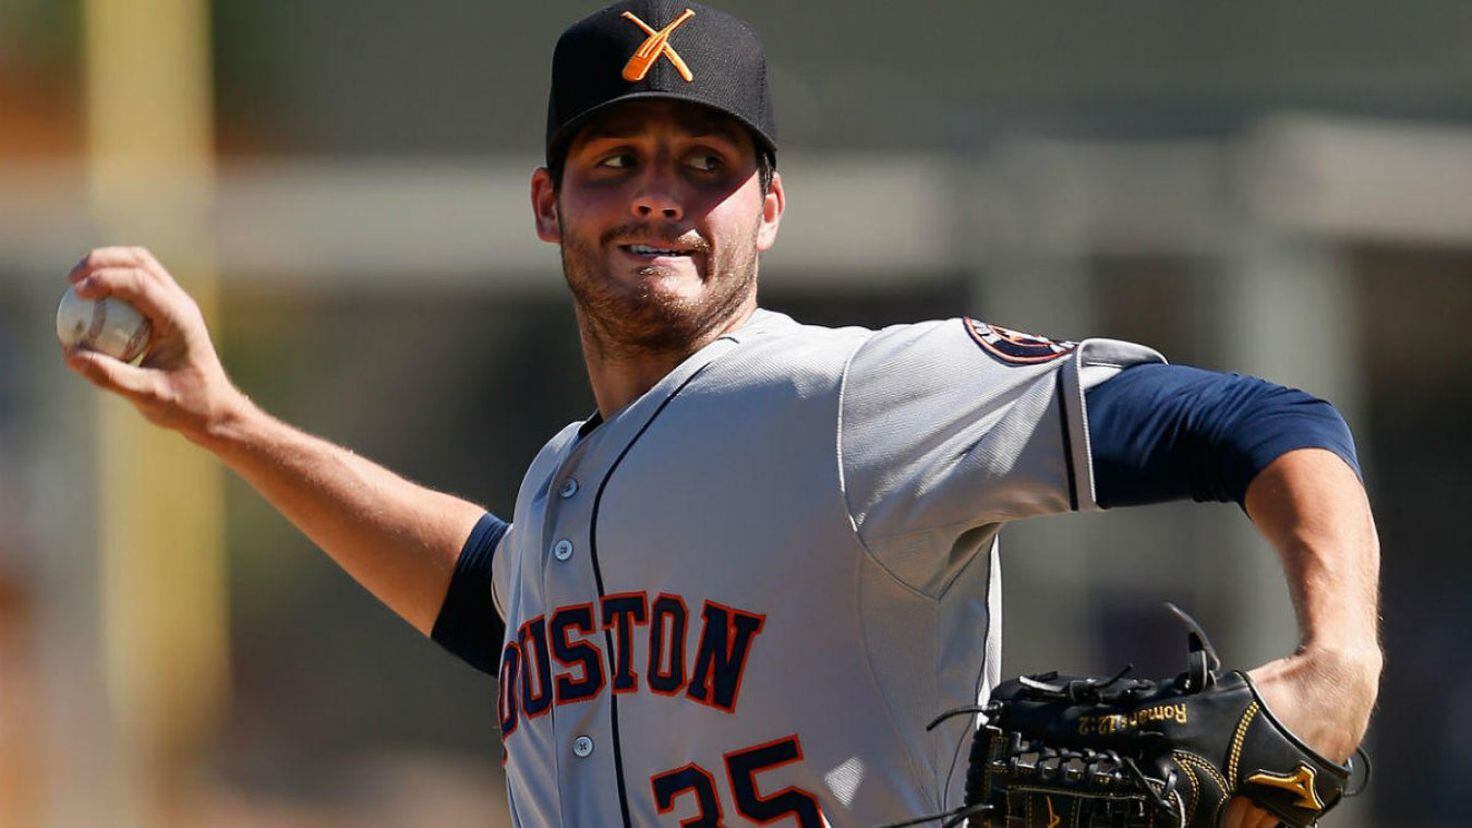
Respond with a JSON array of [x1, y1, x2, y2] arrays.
[[616, 240, 706, 266]]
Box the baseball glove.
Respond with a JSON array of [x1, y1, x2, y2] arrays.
[[883, 604, 1368, 828]]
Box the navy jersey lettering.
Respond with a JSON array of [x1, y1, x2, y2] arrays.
[[648, 593, 689, 695], [601, 592, 650, 693], [686, 601, 766, 712], [550, 603, 605, 704], [498, 643, 520, 737], [518, 616, 553, 718]]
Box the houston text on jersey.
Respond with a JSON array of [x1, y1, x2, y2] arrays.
[[497, 591, 766, 737]]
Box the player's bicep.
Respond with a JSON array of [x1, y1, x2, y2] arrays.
[[1085, 363, 1360, 509], [431, 512, 511, 675]]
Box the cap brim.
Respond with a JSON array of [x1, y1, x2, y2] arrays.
[[546, 90, 777, 169]]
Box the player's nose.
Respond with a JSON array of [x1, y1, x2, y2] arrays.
[[630, 166, 684, 222]]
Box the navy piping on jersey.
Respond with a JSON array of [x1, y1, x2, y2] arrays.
[[1054, 370, 1080, 511], [1084, 363, 1361, 508], [578, 411, 604, 438], [589, 366, 712, 828], [431, 512, 510, 674]]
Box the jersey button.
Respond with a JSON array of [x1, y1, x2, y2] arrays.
[[572, 735, 594, 757], [553, 539, 574, 561], [558, 478, 579, 499]]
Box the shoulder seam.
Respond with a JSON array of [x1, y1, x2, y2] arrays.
[[836, 329, 943, 604]]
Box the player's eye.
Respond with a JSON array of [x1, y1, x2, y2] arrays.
[[598, 152, 634, 169], [686, 152, 723, 173]]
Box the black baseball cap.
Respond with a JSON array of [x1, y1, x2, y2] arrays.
[[545, 0, 778, 169]]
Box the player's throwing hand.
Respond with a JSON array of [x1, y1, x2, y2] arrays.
[[60, 244, 488, 634], [62, 246, 245, 440]]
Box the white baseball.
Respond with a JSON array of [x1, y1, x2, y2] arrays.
[[56, 285, 153, 362]]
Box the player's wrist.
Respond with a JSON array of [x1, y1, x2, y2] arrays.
[[1292, 641, 1385, 698], [1259, 646, 1381, 756], [183, 385, 258, 452], [1295, 635, 1383, 670]]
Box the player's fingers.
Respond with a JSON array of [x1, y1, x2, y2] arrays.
[[1248, 808, 1280, 828], [1225, 797, 1279, 828], [1220, 797, 1251, 828], [73, 266, 186, 328], [68, 246, 152, 283], [70, 247, 182, 298], [63, 345, 162, 401]]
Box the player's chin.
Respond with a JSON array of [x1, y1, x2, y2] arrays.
[[628, 263, 709, 299]]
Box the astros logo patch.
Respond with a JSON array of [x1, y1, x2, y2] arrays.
[[621, 9, 696, 82], [964, 318, 1077, 365]]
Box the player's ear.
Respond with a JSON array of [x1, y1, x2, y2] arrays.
[[755, 170, 784, 253], [531, 167, 562, 244]]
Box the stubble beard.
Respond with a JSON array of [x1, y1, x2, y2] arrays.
[[558, 214, 759, 361]]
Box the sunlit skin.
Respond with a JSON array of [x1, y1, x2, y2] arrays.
[[531, 99, 784, 417]]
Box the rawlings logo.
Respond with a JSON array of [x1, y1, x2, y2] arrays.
[[621, 9, 695, 82]]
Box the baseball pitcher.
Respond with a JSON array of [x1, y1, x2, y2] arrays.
[[62, 2, 1381, 826]]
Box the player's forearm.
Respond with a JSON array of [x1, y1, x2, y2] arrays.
[[1243, 448, 1382, 661], [193, 392, 485, 636], [1241, 448, 1381, 763]]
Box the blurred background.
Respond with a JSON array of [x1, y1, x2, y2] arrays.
[[2, 0, 1469, 825]]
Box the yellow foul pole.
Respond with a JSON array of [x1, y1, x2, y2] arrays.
[[83, 0, 226, 822]]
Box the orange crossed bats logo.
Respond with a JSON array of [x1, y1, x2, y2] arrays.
[[620, 9, 696, 82]]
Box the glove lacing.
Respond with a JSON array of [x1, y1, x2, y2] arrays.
[[875, 699, 1184, 828]]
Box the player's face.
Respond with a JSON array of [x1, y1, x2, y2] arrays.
[[532, 99, 784, 355]]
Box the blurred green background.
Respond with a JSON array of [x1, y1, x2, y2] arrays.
[[3, 1, 1471, 826]]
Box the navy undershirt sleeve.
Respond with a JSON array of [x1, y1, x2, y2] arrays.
[[431, 512, 510, 675], [1084, 363, 1360, 509]]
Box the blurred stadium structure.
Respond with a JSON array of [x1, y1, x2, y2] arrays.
[[2, 1, 1471, 826]]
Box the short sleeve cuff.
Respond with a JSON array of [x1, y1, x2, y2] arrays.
[[431, 512, 510, 675]]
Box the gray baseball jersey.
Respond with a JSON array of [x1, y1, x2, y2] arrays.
[[489, 308, 1163, 826]]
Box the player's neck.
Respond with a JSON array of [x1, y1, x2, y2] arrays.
[[578, 299, 757, 417]]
